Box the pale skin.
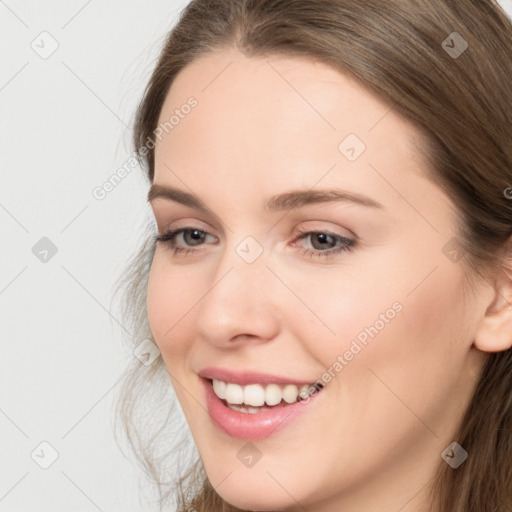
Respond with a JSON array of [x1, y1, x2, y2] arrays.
[[146, 48, 512, 512]]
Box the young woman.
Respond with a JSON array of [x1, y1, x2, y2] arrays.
[[113, 1, 512, 510]]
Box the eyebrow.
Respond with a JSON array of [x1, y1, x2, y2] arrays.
[[147, 184, 384, 213]]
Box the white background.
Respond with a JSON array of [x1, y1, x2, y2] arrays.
[[1, 2, 189, 511], [1, 1, 511, 511]]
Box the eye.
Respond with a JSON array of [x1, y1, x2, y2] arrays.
[[154, 228, 217, 256], [292, 229, 356, 260], [154, 227, 356, 260]]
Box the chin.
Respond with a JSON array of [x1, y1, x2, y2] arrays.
[[219, 490, 295, 512], [207, 470, 303, 511]]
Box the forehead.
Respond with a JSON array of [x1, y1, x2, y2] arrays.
[[157, 49, 406, 147], [153, 49, 430, 212]]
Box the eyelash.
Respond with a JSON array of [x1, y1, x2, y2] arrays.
[[154, 227, 356, 260]]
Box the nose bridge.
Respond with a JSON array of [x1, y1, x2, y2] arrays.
[[195, 234, 280, 344]]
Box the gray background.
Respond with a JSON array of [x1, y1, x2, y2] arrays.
[[1, 1, 511, 511]]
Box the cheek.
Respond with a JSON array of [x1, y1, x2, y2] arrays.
[[334, 257, 470, 434], [275, 257, 404, 371], [146, 255, 199, 359], [290, 242, 470, 415]]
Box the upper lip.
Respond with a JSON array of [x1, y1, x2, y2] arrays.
[[199, 366, 317, 386]]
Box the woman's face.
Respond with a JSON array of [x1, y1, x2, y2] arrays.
[[147, 49, 490, 511]]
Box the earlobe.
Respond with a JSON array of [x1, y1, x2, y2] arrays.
[[474, 305, 512, 352], [473, 256, 512, 353]]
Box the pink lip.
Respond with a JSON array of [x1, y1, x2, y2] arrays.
[[198, 366, 316, 386], [200, 374, 324, 441]]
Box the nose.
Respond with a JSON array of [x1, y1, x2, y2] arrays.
[[195, 243, 281, 348]]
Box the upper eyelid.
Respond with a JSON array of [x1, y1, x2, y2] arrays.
[[164, 226, 355, 245], [150, 201, 364, 238], [156, 215, 356, 235]]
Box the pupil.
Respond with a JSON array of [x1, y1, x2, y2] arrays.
[[313, 233, 333, 249], [187, 230, 204, 245]]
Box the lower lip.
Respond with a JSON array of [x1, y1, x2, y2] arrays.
[[201, 378, 323, 440]]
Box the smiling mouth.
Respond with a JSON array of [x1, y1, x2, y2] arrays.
[[201, 375, 325, 439], [209, 378, 324, 413]]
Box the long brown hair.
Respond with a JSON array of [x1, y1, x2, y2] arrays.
[[113, 1, 512, 510]]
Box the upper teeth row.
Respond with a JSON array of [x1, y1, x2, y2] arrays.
[[212, 379, 315, 406]]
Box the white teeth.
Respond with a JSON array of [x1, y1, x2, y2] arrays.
[[211, 379, 321, 406], [265, 383, 282, 406], [212, 379, 226, 400], [224, 383, 244, 404], [282, 384, 299, 404], [244, 384, 266, 406], [227, 403, 267, 414]]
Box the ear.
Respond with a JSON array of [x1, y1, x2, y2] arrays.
[[473, 257, 512, 353]]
